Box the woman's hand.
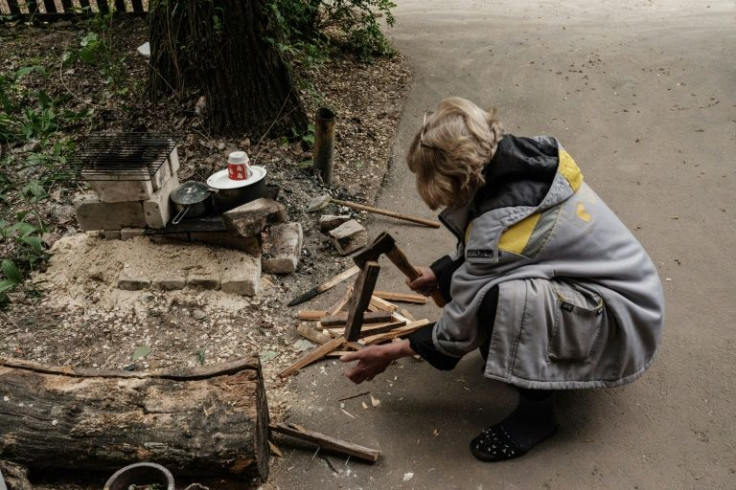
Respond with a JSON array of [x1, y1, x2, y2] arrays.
[[408, 266, 438, 297], [340, 340, 415, 384]]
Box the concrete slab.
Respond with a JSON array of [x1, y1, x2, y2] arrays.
[[270, 1, 736, 489]]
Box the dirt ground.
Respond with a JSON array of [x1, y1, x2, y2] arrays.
[[268, 1, 736, 489], [0, 16, 411, 489]]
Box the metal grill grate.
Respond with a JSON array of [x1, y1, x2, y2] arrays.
[[66, 133, 178, 182]]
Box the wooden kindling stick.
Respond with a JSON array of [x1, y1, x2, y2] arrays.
[[269, 422, 380, 463]]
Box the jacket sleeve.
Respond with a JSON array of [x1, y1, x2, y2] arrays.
[[430, 254, 465, 304], [408, 324, 462, 370]]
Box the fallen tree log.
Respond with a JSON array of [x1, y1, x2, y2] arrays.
[[0, 357, 269, 482]]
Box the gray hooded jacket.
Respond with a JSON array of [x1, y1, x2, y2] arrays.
[[431, 135, 664, 390]]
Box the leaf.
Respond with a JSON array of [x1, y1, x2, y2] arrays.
[[10, 221, 38, 237], [15, 65, 46, 81], [61, 51, 76, 66], [1, 260, 22, 284], [195, 349, 206, 365], [131, 345, 151, 361], [0, 279, 18, 294], [20, 235, 43, 253]]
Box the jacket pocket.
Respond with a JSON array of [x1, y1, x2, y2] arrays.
[[547, 282, 604, 362]]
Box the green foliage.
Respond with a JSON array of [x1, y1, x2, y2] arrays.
[[0, 211, 49, 305], [268, 0, 397, 66]]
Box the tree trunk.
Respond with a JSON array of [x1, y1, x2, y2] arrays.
[[149, 0, 308, 138], [0, 357, 269, 481]]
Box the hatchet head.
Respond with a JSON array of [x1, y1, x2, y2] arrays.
[[352, 232, 396, 267]]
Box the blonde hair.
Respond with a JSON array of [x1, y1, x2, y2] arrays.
[[407, 97, 504, 210]]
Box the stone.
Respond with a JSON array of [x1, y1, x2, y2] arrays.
[[217, 250, 261, 296], [186, 269, 220, 290], [189, 232, 261, 255], [328, 219, 367, 255], [262, 223, 302, 274], [318, 214, 352, 233], [223, 198, 287, 238], [151, 270, 186, 290], [137, 41, 151, 58], [143, 171, 180, 229], [120, 228, 146, 240], [118, 265, 150, 291], [76, 200, 145, 231]]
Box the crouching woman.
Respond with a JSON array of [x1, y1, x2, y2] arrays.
[[341, 97, 664, 462]]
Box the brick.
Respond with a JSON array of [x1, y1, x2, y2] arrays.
[[262, 222, 302, 274], [89, 179, 155, 203], [120, 228, 146, 240], [190, 232, 261, 255], [328, 219, 367, 255], [143, 172, 180, 229], [99, 230, 121, 240], [168, 147, 180, 175], [148, 233, 190, 245], [76, 200, 145, 231], [217, 250, 261, 296], [223, 198, 287, 238], [118, 265, 150, 291], [151, 270, 186, 290], [187, 269, 221, 290], [87, 151, 176, 202], [151, 154, 172, 191], [319, 214, 352, 233]]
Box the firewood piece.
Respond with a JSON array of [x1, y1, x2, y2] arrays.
[[399, 309, 416, 321], [288, 266, 360, 307], [0, 356, 269, 481], [325, 351, 353, 358], [320, 310, 393, 326], [297, 322, 333, 345], [361, 319, 434, 345], [278, 337, 345, 377], [297, 310, 329, 321], [373, 291, 428, 304], [344, 262, 381, 342], [369, 295, 398, 312], [269, 423, 380, 463], [327, 320, 407, 338], [345, 341, 365, 351], [328, 285, 353, 315]]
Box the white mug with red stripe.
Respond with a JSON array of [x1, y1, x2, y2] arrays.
[[227, 151, 251, 180]]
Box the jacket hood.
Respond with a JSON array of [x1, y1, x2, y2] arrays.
[[439, 135, 583, 242]]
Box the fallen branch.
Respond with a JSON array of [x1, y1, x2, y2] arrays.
[[269, 423, 380, 463]]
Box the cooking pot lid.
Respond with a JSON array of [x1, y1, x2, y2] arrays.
[[207, 165, 266, 190], [170, 181, 210, 204]]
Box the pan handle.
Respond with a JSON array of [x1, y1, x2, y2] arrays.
[[171, 205, 190, 225]]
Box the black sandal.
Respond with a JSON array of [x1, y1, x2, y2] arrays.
[[470, 423, 556, 462]]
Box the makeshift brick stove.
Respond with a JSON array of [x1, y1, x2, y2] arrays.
[[69, 133, 303, 296]]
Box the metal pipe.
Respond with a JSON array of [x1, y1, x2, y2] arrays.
[[313, 107, 336, 185]]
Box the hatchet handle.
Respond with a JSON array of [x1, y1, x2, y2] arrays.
[[329, 199, 441, 228], [385, 247, 446, 307]]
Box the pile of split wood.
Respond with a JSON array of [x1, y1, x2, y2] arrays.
[[280, 289, 433, 378]]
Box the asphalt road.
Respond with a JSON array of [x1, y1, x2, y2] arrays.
[[270, 1, 736, 488]]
